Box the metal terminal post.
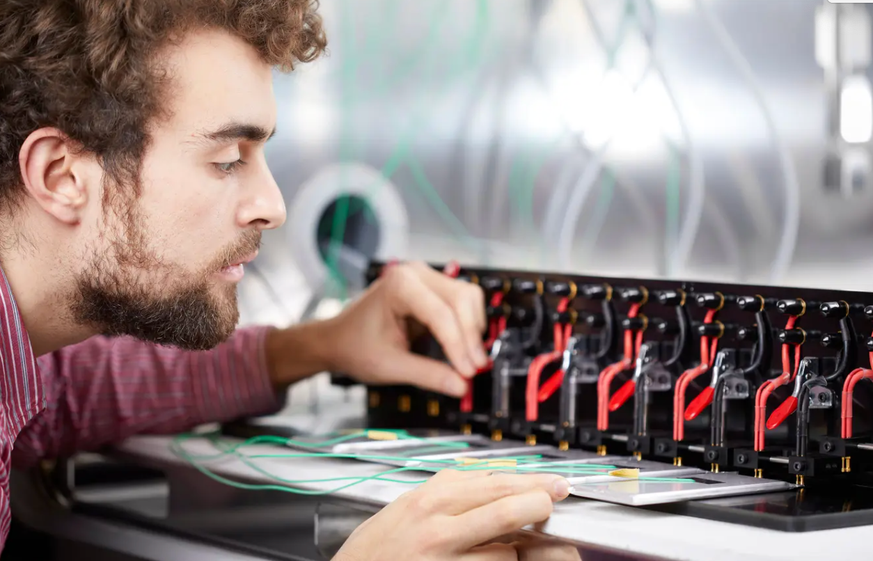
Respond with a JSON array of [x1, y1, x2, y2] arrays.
[[559, 441, 569, 451], [398, 395, 411, 413], [461, 424, 472, 435], [633, 452, 642, 460], [427, 400, 439, 417], [491, 429, 503, 442], [526, 434, 537, 446], [597, 445, 607, 456], [673, 457, 683, 467], [754, 469, 763, 478]]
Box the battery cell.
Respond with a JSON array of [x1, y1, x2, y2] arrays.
[[568, 471, 796, 506]]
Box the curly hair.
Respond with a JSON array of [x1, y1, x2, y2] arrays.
[[0, 0, 327, 210]]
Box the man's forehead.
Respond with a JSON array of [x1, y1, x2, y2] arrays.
[[161, 28, 276, 138]]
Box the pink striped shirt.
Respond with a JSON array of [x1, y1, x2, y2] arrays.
[[0, 267, 283, 553]]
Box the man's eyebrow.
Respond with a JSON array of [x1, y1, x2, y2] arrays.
[[190, 122, 277, 145]]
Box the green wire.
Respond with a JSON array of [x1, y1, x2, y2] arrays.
[[579, 168, 616, 260], [406, 157, 477, 246], [518, 0, 635, 258], [331, 0, 490, 262], [170, 433, 696, 498]]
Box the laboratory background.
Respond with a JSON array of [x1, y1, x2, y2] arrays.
[[240, 0, 873, 409]]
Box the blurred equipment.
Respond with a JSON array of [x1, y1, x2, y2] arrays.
[[818, 0, 873, 196], [287, 162, 409, 305]]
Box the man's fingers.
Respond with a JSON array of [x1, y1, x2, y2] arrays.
[[464, 543, 519, 561], [516, 540, 583, 561], [421, 473, 569, 517], [451, 490, 556, 552], [409, 261, 488, 373], [388, 266, 475, 376], [376, 347, 468, 397]]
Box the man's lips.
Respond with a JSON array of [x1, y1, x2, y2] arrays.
[[224, 251, 258, 268]]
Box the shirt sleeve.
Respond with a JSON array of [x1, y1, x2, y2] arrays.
[[11, 326, 284, 468]]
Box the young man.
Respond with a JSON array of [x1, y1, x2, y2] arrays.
[[0, 1, 581, 559]]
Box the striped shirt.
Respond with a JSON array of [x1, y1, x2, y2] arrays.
[[0, 267, 283, 553]]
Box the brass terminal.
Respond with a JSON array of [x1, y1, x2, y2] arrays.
[[633, 451, 642, 461], [368, 391, 381, 408], [526, 434, 537, 446], [597, 445, 607, 456], [711, 464, 720, 473], [461, 424, 472, 435], [491, 429, 503, 442], [427, 400, 440, 417], [796, 475, 805, 487], [673, 457, 683, 467], [559, 441, 569, 451], [398, 395, 411, 413], [754, 469, 763, 479]]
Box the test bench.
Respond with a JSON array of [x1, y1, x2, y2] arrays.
[[363, 260, 873, 532]]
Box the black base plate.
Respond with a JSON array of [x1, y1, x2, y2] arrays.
[[648, 484, 873, 532]]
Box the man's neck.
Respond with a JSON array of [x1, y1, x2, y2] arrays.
[[1, 249, 95, 357]]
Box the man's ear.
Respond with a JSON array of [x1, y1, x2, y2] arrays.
[[18, 128, 94, 225]]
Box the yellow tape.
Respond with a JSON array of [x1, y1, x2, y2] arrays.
[[455, 457, 517, 468], [366, 430, 399, 441], [608, 468, 641, 478]]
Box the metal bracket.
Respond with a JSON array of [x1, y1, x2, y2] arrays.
[[722, 375, 750, 399], [809, 386, 834, 409]]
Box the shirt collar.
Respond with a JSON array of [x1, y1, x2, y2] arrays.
[[0, 265, 46, 435]]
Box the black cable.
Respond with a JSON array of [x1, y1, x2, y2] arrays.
[[664, 304, 691, 368], [521, 294, 545, 351], [796, 376, 827, 458], [826, 315, 857, 382], [594, 299, 617, 360], [739, 309, 773, 387]]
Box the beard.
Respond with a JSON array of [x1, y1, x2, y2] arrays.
[[70, 201, 261, 351]]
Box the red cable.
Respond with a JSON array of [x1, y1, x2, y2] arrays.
[[673, 310, 719, 441], [841, 347, 873, 438], [537, 323, 574, 402], [443, 260, 461, 279], [607, 331, 645, 412], [525, 298, 572, 421], [754, 316, 801, 451], [597, 303, 642, 431]]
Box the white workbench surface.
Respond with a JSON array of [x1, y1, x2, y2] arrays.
[[116, 435, 870, 561]]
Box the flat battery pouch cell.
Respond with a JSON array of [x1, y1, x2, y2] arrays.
[[400, 444, 558, 470], [568, 471, 796, 506], [519, 457, 702, 482], [281, 430, 482, 454]]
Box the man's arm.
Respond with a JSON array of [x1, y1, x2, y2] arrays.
[[12, 326, 285, 467], [12, 261, 489, 468]]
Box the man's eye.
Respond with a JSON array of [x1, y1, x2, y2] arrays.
[[215, 159, 245, 174]]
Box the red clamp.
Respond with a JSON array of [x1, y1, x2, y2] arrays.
[[754, 316, 802, 451], [525, 298, 574, 421], [597, 302, 645, 431], [673, 309, 720, 441]]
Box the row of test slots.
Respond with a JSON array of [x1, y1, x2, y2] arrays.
[[361, 262, 873, 485]]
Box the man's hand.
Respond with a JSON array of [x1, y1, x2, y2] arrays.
[[333, 469, 572, 561], [267, 261, 488, 397]]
